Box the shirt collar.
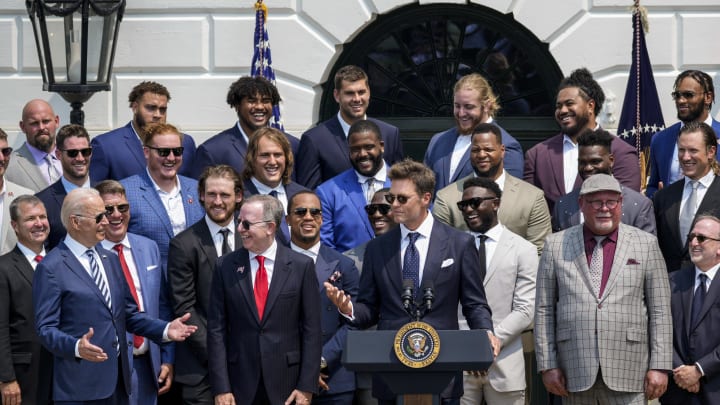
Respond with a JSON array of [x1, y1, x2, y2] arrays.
[[235, 121, 250, 145], [563, 123, 601, 143], [61, 176, 90, 193], [684, 168, 716, 188], [205, 215, 236, 238], [337, 111, 367, 138], [251, 177, 283, 195], [146, 168, 180, 195], [100, 235, 131, 252], [26, 142, 57, 165], [468, 222, 503, 242], [64, 234, 98, 255], [249, 240, 278, 262], [290, 241, 321, 263], [697, 263, 720, 282], [16, 241, 45, 261], [583, 225, 619, 245], [355, 161, 387, 184], [400, 212, 434, 240]]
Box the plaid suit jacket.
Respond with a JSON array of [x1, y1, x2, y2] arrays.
[[534, 223, 672, 392]]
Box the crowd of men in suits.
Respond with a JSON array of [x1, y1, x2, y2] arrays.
[[1, 63, 720, 405]]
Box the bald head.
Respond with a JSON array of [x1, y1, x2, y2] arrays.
[[19, 99, 59, 152]]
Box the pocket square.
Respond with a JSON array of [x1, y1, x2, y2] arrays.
[[441, 258, 454, 268], [146, 265, 159, 271], [626, 259, 640, 265]]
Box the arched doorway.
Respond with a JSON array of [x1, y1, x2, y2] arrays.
[[320, 3, 563, 160]]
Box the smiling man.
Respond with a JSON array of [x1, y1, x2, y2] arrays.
[[0, 128, 35, 254]]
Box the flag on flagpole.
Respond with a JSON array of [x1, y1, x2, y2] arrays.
[[617, 1, 664, 190], [251, 0, 284, 130]]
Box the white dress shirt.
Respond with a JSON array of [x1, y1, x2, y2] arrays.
[[399, 213, 434, 282], [206, 216, 236, 257], [249, 241, 278, 287], [147, 169, 186, 236]]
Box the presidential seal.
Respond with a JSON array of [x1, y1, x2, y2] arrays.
[[394, 321, 441, 368]]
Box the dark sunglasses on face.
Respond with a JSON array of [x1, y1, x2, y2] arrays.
[[105, 204, 130, 215], [145, 145, 184, 157], [293, 207, 322, 217], [1, 147, 13, 157], [687, 233, 720, 244], [365, 203, 391, 215], [456, 196, 498, 210], [75, 212, 107, 224], [59, 148, 92, 158], [240, 220, 269, 230], [671, 91, 703, 100], [384, 193, 414, 205]]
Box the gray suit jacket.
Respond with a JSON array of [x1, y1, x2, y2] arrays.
[[5, 143, 50, 193], [343, 242, 366, 273], [1, 181, 35, 255], [552, 185, 656, 234], [534, 223, 672, 392], [433, 173, 551, 255]]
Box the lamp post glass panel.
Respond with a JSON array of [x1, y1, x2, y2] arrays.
[[26, 0, 126, 125]]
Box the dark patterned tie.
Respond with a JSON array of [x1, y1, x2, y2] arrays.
[[691, 273, 708, 327], [219, 228, 231, 255], [477, 234, 489, 278], [403, 232, 420, 298], [680, 180, 698, 246], [86, 250, 111, 309]]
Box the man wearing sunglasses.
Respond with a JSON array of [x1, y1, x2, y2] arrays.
[[96, 180, 175, 405], [662, 213, 720, 405], [36, 124, 94, 250], [90, 81, 197, 183], [317, 120, 393, 253], [535, 174, 671, 404], [0, 128, 35, 255], [654, 122, 720, 273], [646, 70, 720, 198], [343, 188, 397, 271]]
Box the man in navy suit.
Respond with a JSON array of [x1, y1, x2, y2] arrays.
[[424, 73, 524, 191], [89, 81, 197, 182], [662, 213, 720, 405], [208, 195, 322, 405], [654, 122, 720, 273], [32, 188, 197, 404], [97, 180, 175, 405], [287, 191, 360, 404], [121, 123, 205, 268], [297, 65, 404, 189], [167, 164, 243, 404], [647, 70, 720, 198], [325, 160, 498, 404], [36, 124, 93, 250], [317, 120, 393, 252], [191, 76, 299, 179], [242, 127, 307, 246]]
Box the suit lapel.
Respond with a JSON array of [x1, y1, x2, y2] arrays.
[[383, 227, 404, 294], [691, 269, 720, 332], [663, 181, 685, 248], [549, 136, 567, 195], [420, 221, 449, 294], [12, 248, 34, 286], [315, 247, 336, 291], [179, 176, 200, 225], [328, 116, 350, 158], [451, 147, 471, 183], [139, 173, 174, 237], [15, 144, 46, 190], [123, 123, 146, 169], [569, 227, 596, 299], [60, 244, 113, 314], [229, 126, 249, 157], [128, 235, 150, 308], [485, 230, 510, 285], [231, 250, 259, 322], [197, 221, 220, 261], [680, 269, 695, 338], [262, 245, 291, 323]]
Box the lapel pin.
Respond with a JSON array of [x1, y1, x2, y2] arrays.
[[188, 197, 194, 204]]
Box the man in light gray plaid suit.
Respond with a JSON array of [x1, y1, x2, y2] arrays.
[[535, 174, 673, 404]]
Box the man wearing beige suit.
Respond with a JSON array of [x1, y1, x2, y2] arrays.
[[433, 123, 550, 255], [1, 129, 35, 255], [535, 174, 672, 403]]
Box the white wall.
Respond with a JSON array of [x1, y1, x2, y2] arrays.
[[2, 0, 719, 147]]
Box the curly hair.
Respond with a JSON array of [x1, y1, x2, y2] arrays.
[[558, 68, 605, 116]]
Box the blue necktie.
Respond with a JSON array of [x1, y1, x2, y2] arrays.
[[691, 273, 708, 327], [403, 232, 420, 299], [86, 250, 111, 309]]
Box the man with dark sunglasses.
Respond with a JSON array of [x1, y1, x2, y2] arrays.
[[344, 188, 396, 271], [317, 119, 392, 253], [36, 124, 94, 250], [0, 128, 35, 255]]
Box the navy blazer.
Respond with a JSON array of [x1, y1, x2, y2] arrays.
[[35, 179, 68, 250], [191, 124, 299, 180], [207, 244, 322, 404], [646, 119, 720, 198], [296, 116, 404, 189], [316, 168, 391, 252], [89, 122, 197, 183], [243, 179, 308, 246], [424, 125, 523, 191], [33, 242, 167, 402], [353, 218, 493, 400], [662, 266, 720, 404], [121, 172, 205, 267]]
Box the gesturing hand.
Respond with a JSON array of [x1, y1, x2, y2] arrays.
[[323, 282, 353, 315], [167, 313, 199, 341], [78, 327, 108, 362]]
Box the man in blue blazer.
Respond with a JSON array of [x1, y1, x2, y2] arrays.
[[297, 65, 404, 189], [424, 73, 523, 191], [325, 161, 498, 403], [32, 188, 197, 403], [317, 120, 392, 252], [647, 70, 720, 198], [97, 180, 175, 405], [287, 191, 359, 404], [90, 81, 197, 182], [191, 76, 299, 179], [120, 123, 204, 267]]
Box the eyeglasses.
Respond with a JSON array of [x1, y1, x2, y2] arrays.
[[687, 233, 720, 244], [365, 203, 391, 215], [0, 147, 13, 157], [586, 199, 620, 210], [292, 207, 322, 218], [105, 204, 130, 215], [59, 148, 92, 158], [671, 91, 704, 100], [74, 212, 107, 224], [456, 196, 498, 210], [145, 145, 184, 157], [384, 193, 415, 205], [240, 220, 270, 230]]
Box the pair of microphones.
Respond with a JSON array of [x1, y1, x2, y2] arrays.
[[401, 279, 434, 321]]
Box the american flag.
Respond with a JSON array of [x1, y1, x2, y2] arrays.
[[251, 0, 284, 130], [617, 2, 664, 190]]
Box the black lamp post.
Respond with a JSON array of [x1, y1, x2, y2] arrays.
[[26, 0, 126, 126]]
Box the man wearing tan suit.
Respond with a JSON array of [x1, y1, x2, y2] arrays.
[[433, 123, 550, 255], [535, 174, 672, 403], [0, 129, 35, 255]]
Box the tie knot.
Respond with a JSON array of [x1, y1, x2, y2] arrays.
[[699, 273, 708, 283], [34, 255, 43, 263], [113, 244, 124, 254], [408, 232, 420, 244], [219, 228, 230, 237], [690, 180, 699, 190], [85, 249, 94, 259], [256, 255, 265, 267], [269, 190, 278, 198], [366, 177, 375, 185], [477, 234, 489, 243]]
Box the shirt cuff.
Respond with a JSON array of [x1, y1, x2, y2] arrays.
[[75, 339, 81, 358], [162, 323, 171, 342], [695, 362, 705, 377], [338, 303, 355, 321]]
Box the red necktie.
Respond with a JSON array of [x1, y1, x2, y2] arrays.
[[114, 244, 144, 348], [34, 255, 43, 263], [254, 255, 269, 320]]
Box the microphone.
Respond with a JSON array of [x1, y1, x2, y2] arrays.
[[401, 279, 414, 312], [421, 281, 434, 313]]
